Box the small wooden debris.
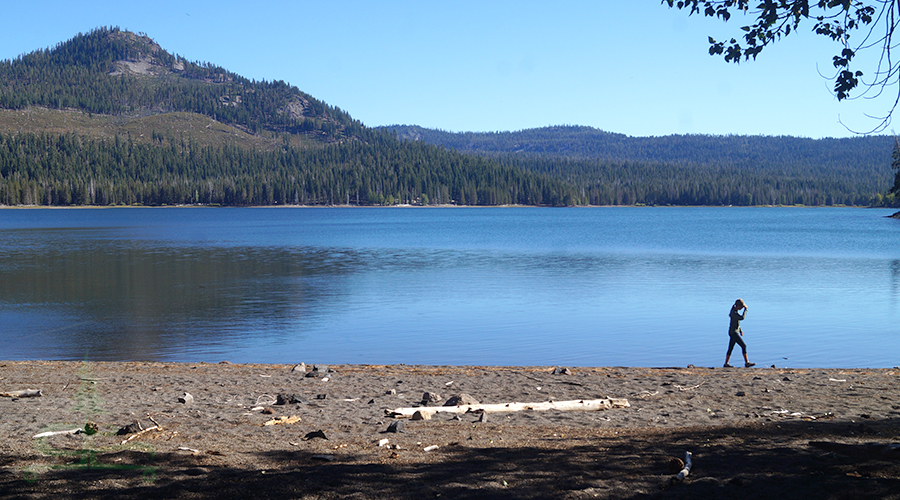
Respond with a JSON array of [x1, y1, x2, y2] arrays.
[[1, 389, 42, 398], [263, 415, 301, 426]]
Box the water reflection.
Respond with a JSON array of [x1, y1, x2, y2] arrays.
[[0, 236, 361, 360]]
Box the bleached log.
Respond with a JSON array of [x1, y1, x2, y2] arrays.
[[1, 389, 42, 398], [387, 398, 629, 419], [33, 428, 83, 439]]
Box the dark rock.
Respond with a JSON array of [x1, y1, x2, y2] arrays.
[[386, 420, 406, 433], [116, 421, 142, 436], [303, 430, 328, 441], [275, 393, 306, 405], [421, 392, 441, 405]]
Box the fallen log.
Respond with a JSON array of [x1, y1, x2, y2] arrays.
[[387, 398, 629, 419]]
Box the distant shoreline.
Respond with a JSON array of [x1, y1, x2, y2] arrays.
[[0, 203, 885, 209]]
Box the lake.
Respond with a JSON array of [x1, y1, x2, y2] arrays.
[[1, 206, 898, 368]]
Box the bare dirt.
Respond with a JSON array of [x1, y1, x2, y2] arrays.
[[1, 361, 899, 499]]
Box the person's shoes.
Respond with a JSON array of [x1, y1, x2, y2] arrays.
[[745, 362, 756, 367], [723, 363, 734, 368]]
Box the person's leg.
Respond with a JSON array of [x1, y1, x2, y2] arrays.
[[725, 337, 737, 367], [737, 338, 754, 367]]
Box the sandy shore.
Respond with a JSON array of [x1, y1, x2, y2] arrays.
[[1, 361, 899, 499]]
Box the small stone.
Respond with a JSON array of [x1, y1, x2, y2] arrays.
[[476, 412, 487, 423], [178, 393, 194, 404], [735, 391, 746, 397], [291, 363, 307, 373], [315, 393, 327, 400], [551, 367, 572, 375]]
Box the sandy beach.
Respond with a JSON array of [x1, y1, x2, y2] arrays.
[[1, 361, 899, 499]]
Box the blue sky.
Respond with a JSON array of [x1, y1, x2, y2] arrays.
[[1, 1, 895, 138]]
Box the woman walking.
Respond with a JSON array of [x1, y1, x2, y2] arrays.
[[724, 299, 755, 368]]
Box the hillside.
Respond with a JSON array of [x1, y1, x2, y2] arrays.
[[383, 125, 896, 206], [0, 28, 361, 144], [0, 28, 576, 207], [0, 27, 894, 208]]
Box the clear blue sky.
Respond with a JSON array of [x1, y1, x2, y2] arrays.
[[1, 1, 894, 138]]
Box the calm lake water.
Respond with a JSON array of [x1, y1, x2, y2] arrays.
[[1, 206, 898, 368]]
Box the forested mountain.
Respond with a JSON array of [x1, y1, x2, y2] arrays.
[[0, 27, 894, 207], [0, 27, 575, 206], [384, 125, 897, 206]]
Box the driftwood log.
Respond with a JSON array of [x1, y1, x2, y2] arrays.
[[1, 389, 42, 398], [387, 398, 629, 419]]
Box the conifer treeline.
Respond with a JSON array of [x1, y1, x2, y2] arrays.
[[0, 131, 576, 206], [0, 27, 891, 207]]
